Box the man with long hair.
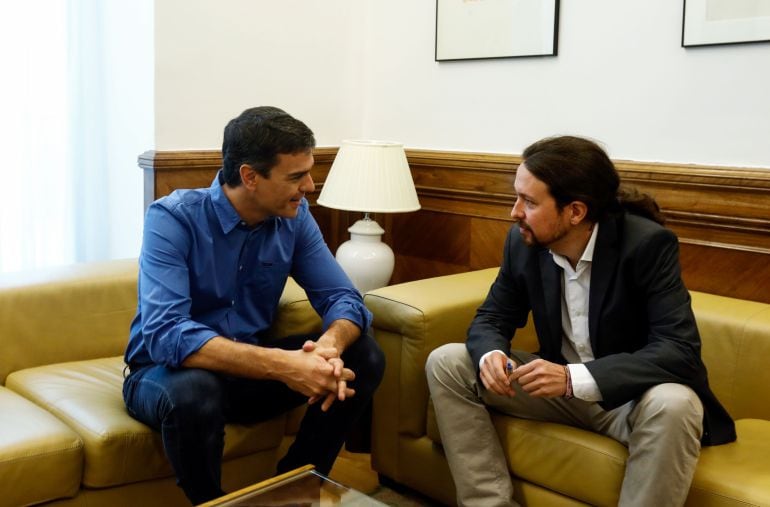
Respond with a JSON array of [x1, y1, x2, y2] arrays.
[[427, 136, 735, 506]]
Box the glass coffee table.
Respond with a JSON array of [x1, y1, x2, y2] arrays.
[[199, 464, 387, 506]]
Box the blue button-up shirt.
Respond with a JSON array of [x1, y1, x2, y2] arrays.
[[125, 172, 371, 368]]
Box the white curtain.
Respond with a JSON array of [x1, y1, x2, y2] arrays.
[[0, 1, 75, 272], [0, 0, 147, 273], [67, 0, 110, 262]]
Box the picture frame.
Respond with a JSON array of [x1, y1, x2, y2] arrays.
[[435, 0, 560, 62], [682, 0, 770, 48]]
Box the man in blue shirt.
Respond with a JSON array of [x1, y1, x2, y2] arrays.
[[123, 106, 385, 504]]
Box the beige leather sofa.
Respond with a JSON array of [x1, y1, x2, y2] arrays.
[[365, 268, 770, 506], [0, 259, 318, 507]]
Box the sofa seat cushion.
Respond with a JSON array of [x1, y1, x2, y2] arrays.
[[6, 356, 287, 488], [427, 401, 626, 506], [492, 415, 627, 506], [428, 408, 770, 506], [0, 386, 83, 506], [687, 418, 770, 506]]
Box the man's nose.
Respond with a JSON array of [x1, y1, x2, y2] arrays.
[[510, 198, 523, 221], [301, 173, 315, 193]]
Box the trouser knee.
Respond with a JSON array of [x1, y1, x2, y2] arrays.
[[634, 383, 704, 437], [426, 343, 469, 382], [164, 368, 226, 423]]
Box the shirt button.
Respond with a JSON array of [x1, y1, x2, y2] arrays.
[[231, 300, 235, 306], [239, 265, 243, 271]]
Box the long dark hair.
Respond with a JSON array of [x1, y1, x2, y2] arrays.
[[522, 136, 664, 225]]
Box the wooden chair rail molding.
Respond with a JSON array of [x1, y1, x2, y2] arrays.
[[139, 148, 770, 303]]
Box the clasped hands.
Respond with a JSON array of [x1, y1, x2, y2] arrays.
[[481, 351, 567, 398], [286, 336, 355, 412]]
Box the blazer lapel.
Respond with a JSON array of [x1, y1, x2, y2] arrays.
[[538, 249, 563, 353], [589, 215, 621, 350]]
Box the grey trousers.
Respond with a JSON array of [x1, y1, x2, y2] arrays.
[[425, 343, 704, 507]]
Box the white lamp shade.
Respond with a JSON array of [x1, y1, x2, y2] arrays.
[[317, 140, 421, 213]]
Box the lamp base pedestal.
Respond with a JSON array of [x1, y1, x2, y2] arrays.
[[335, 218, 394, 294]]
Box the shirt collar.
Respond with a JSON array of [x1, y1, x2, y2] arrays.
[[210, 170, 244, 234], [549, 223, 600, 274], [580, 222, 599, 264], [210, 170, 282, 234]]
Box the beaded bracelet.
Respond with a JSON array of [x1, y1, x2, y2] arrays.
[[563, 365, 574, 400]]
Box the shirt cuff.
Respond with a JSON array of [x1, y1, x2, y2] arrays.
[[479, 350, 508, 371], [322, 298, 372, 334], [567, 363, 603, 402]]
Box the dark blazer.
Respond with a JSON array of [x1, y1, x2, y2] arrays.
[[466, 211, 736, 446]]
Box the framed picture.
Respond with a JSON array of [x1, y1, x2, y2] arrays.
[[435, 0, 560, 61], [682, 0, 770, 47]]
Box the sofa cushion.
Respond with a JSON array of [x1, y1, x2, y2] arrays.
[[0, 259, 138, 384], [492, 415, 626, 506], [0, 386, 83, 506], [687, 418, 770, 506], [428, 407, 770, 506], [692, 291, 770, 421], [6, 356, 287, 488], [426, 400, 626, 505]]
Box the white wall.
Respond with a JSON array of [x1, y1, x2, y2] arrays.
[[154, 0, 770, 167], [154, 0, 366, 149], [364, 0, 770, 167]]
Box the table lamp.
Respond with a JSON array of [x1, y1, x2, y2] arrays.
[[317, 140, 420, 293]]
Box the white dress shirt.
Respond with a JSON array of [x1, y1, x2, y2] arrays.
[[549, 224, 602, 401]]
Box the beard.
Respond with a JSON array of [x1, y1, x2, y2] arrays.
[[518, 221, 569, 249], [518, 223, 539, 246]]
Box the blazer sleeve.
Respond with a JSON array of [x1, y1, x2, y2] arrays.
[[466, 228, 533, 371]]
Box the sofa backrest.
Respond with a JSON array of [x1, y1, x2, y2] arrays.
[[0, 259, 321, 385], [691, 291, 770, 421], [0, 259, 139, 384]]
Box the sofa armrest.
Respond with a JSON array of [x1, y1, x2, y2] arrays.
[[364, 268, 499, 475], [366, 268, 500, 355]]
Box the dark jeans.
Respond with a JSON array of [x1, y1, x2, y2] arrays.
[[123, 333, 384, 505]]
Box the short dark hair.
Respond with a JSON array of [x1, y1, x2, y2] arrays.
[[522, 136, 664, 225], [221, 106, 316, 186]]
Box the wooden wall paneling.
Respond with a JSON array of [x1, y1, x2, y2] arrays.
[[140, 148, 770, 303], [679, 243, 770, 299], [138, 150, 222, 212], [616, 160, 770, 252], [469, 218, 510, 271], [388, 211, 472, 284], [391, 253, 470, 285]]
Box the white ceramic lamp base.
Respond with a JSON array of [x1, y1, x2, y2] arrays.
[[335, 217, 394, 294]]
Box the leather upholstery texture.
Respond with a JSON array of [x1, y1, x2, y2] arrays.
[[366, 268, 770, 507], [0, 260, 320, 506], [0, 387, 83, 506]]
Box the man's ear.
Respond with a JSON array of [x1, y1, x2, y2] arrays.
[[239, 164, 259, 190], [568, 201, 589, 225]]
